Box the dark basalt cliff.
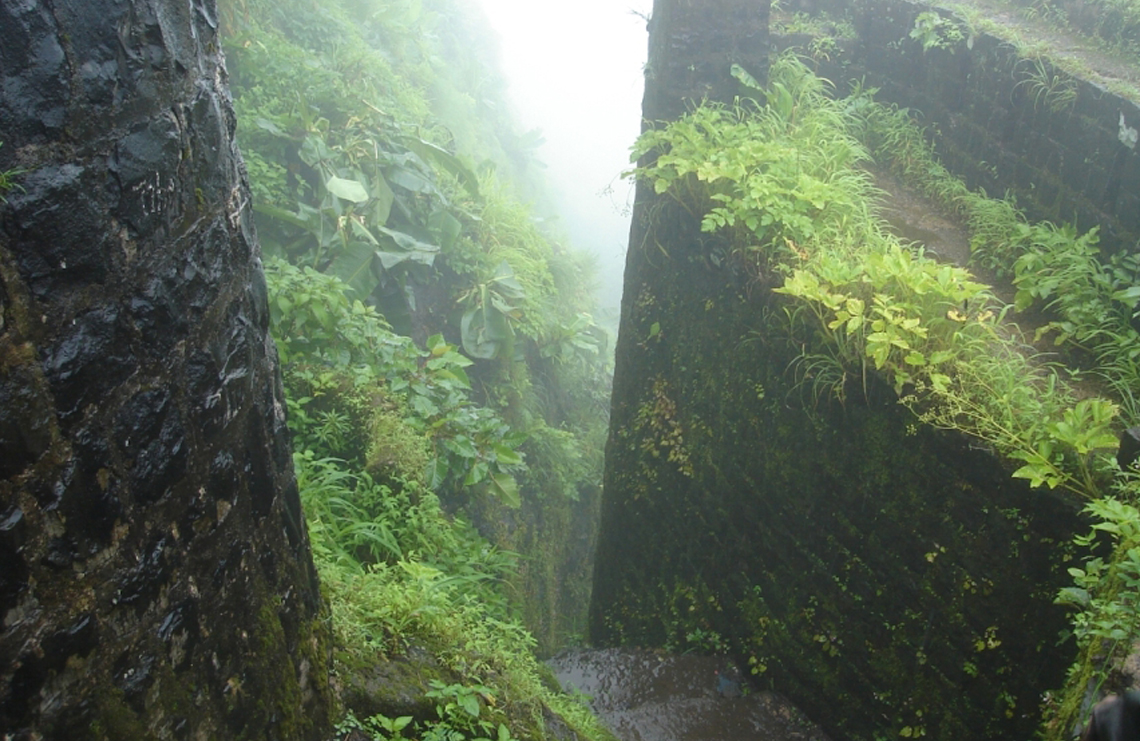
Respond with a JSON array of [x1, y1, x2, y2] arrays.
[[0, 1, 333, 738], [590, 1, 1077, 739]]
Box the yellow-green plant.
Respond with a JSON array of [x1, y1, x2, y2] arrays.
[[908, 11, 966, 53], [1013, 55, 1079, 113]]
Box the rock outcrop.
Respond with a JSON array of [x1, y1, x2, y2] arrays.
[[0, 1, 332, 737], [591, 1, 1077, 739]]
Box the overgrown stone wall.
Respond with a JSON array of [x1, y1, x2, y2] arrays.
[[590, 1, 1079, 739], [801, 0, 1140, 252], [0, 1, 333, 738]]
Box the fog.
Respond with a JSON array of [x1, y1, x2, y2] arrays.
[[475, 0, 653, 319]]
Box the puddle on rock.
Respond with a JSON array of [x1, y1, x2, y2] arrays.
[[549, 649, 830, 741]]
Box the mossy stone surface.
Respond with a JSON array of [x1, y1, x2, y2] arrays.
[[592, 1, 1079, 738]]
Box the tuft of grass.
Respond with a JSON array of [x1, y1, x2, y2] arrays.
[[0, 142, 24, 204], [1013, 54, 1079, 112]]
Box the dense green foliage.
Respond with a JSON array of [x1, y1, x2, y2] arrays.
[[264, 262, 610, 740], [222, 0, 613, 737], [628, 52, 1140, 737]]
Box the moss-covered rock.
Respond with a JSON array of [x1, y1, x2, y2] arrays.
[[341, 643, 454, 723], [591, 2, 1078, 739]]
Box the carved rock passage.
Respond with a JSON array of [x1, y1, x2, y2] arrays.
[[0, 1, 332, 738]]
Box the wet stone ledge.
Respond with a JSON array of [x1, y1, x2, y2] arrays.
[[0, 1, 333, 738]]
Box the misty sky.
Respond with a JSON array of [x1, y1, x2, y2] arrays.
[[474, 0, 653, 317]]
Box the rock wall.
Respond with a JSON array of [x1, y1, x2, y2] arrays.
[[0, 1, 333, 738], [590, 1, 1078, 739], [803, 0, 1140, 252]]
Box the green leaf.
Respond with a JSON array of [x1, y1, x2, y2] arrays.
[[459, 692, 481, 718], [428, 209, 463, 251], [401, 135, 481, 198], [255, 118, 290, 139], [929, 373, 951, 393], [464, 461, 489, 486], [490, 473, 521, 508], [433, 367, 472, 389], [427, 457, 449, 489], [371, 175, 395, 226], [1112, 286, 1140, 304], [349, 220, 380, 245], [299, 134, 333, 168], [730, 63, 765, 92], [492, 443, 522, 466], [448, 436, 479, 459], [326, 241, 379, 298], [483, 305, 513, 342], [411, 394, 439, 418], [376, 227, 439, 270], [378, 226, 440, 254], [1056, 587, 1090, 607], [387, 165, 439, 195], [1012, 463, 1052, 488], [461, 308, 500, 359], [325, 176, 370, 203]]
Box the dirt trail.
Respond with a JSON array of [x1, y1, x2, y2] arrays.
[[870, 167, 1118, 408], [942, 0, 1140, 99]]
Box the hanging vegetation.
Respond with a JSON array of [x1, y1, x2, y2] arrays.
[[220, 0, 615, 737]]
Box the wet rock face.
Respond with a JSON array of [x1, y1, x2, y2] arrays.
[[640, 0, 771, 123], [550, 649, 830, 741], [0, 1, 332, 738]]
